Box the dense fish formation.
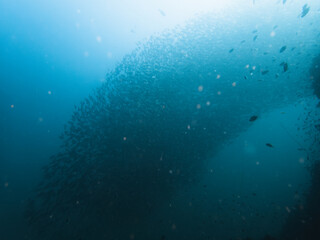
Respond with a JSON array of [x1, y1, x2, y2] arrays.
[[25, 12, 318, 240], [280, 54, 320, 240]]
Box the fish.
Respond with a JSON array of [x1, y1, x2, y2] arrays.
[[261, 70, 269, 75], [240, 40, 246, 44], [280, 62, 288, 72], [253, 35, 258, 41], [249, 116, 258, 122], [158, 9, 166, 16], [229, 48, 234, 53], [297, 148, 307, 151], [266, 143, 274, 148], [301, 4, 310, 18], [252, 29, 258, 34], [279, 46, 287, 53]]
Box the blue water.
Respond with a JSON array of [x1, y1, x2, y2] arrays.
[[1, 0, 320, 239]]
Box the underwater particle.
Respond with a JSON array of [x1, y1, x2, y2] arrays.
[[217, 91, 221, 95], [4, 182, 8, 188], [48, 90, 52, 95], [196, 104, 201, 109], [299, 158, 305, 164], [249, 115, 258, 122], [38, 117, 44, 122], [129, 233, 135, 240], [245, 64, 250, 69], [279, 46, 287, 53], [76, 9, 81, 14], [75, 23, 80, 29], [187, 125, 191, 130], [123, 136, 127, 141], [252, 66, 256, 70], [216, 74, 221, 79], [270, 31, 276, 37], [10, 104, 14, 108], [198, 85, 203, 92], [301, 4, 310, 18], [96, 36, 102, 42], [169, 170, 173, 174], [84, 51, 89, 57], [171, 224, 176, 230], [107, 52, 112, 58], [266, 143, 273, 148], [232, 82, 236, 87], [285, 206, 291, 213], [288, 184, 292, 188], [256, 161, 260, 165], [206, 101, 211, 106]]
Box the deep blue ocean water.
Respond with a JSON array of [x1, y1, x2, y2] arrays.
[[1, 0, 320, 239]]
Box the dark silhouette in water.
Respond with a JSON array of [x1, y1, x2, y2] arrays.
[[280, 54, 320, 240], [25, 13, 316, 240]]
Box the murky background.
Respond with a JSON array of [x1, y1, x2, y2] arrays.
[[1, 0, 320, 239]]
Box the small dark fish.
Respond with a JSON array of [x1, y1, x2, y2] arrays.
[[283, 62, 288, 72], [279, 46, 287, 53], [261, 70, 269, 75], [301, 4, 310, 18], [229, 48, 234, 53], [291, 47, 296, 51], [273, 25, 278, 30], [244, 75, 248, 80], [240, 40, 246, 44], [252, 29, 258, 34], [266, 143, 274, 148], [297, 148, 307, 151], [263, 52, 269, 55], [249, 116, 258, 122], [158, 9, 166, 16], [253, 35, 258, 41]]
